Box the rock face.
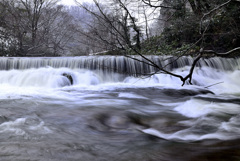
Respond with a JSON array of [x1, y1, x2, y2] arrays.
[[62, 73, 73, 85]]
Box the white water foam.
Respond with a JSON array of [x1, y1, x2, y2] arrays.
[[174, 98, 240, 118], [141, 128, 237, 141], [0, 117, 51, 137], [0, 66, 239, 93], [219, 115, 240, 132], [118, 93, 148, 99], [0, 118, 27, 136], [142, 113, 240, 142], [0, 67, 101, 88]]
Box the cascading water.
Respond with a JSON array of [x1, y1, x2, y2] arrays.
[[0, 56, 240, 161], [0, 56, 239, 74]]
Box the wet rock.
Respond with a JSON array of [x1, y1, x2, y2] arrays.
[[88, 112, 148, 132], [195, 96, 240, 104], [62, 73, 73, 85], [162, 89, 214, 97], [0, 115, 8, 124], [94, 113, 131, 129]]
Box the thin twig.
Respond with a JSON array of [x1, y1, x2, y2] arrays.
[[205, 82, 224, 88]]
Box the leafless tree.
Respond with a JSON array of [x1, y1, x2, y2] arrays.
[[0, 0, 80, 56], [75, 0, 240, 85]]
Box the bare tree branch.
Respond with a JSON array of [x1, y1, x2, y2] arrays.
[[202, 47, 240, 57], [142, 0, 173, 9]]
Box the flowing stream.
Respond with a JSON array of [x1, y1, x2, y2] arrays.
[[0, 56, 240, 161]]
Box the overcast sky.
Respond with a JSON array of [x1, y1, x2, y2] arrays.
[[60, 0, 93, 6]]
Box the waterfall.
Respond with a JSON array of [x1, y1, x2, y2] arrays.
[[0, 56, 239, 76]]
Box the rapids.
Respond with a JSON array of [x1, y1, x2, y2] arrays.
[[0, 56, 240, 161]]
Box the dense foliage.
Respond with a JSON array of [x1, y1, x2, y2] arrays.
[[149, 0, 240, 55]]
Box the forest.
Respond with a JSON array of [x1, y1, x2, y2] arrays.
[[1, 1, 240, 160], [0, 0, 239, 58]]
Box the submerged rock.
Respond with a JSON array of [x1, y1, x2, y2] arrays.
[[62, 73, 73, 85], [162, 88, 214, 97], [0, 115, 8, 124]]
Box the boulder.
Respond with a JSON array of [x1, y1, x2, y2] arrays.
[[62, 73, 73, 85]]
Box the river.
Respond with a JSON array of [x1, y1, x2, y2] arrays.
[[0, 56, 239, 161]]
